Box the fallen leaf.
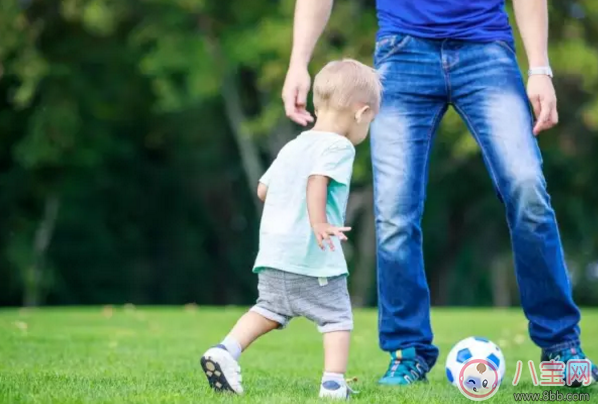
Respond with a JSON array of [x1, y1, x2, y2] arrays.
[[18, 307, 32, 316], [102, 305, 114, 319], [14, 321, 28, 331]]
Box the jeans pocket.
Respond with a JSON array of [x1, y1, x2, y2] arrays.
[[374, 34, 412, 66], [495, 40, 517, 57]]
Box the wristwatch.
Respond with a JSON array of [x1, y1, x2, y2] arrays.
[[528, 66, 553, 78]]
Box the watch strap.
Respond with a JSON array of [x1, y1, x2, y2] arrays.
[[528, 66, 553, 78]]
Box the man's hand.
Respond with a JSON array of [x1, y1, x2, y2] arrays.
[[282, 64, 314, 126], [312, 223, 351, 251], [281, 0, 333, 125], [527, 75, 558, 135]]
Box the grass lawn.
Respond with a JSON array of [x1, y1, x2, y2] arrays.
[[1, 306, 597, 403]]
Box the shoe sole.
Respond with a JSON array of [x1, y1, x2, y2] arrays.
[[378, 377, 428, 386], [200, 355, 236, 393]]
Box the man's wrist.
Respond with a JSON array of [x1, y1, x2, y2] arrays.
[[526, 51, 549, 68], [289, 53, 310, 69], [528, 66, 553, 78], [527, 53, 551, 77]]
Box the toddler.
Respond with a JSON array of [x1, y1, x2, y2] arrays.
[[201, 58, 382, 400]]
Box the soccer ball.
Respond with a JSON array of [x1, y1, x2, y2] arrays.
[[445, 336, 506, 386]]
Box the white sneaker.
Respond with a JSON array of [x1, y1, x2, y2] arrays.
[[200, 347, 243, 394], [319, 380, 351, 400]]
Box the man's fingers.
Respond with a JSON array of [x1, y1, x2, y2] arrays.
[[550, 107, 559, 127], [283, 103, 311, 126], [300, 110, 314, 123], [282, 87, 302, 122], [282, 89, 298, 117], [293, 108, 313, 125], [296, 85, 308, 108], [530, 95, 541, 119], [287, 111, 309, 126], [328, 237, 335, 251], [337, 227, 351, 232], [533, 120, 548, 136], [533, 99, 554, 135], [293, 114, 309, 126]]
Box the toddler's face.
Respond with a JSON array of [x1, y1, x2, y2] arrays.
[[347, 106, 377, 146]]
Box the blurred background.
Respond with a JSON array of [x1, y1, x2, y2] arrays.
[[1, 0, 597, 308]]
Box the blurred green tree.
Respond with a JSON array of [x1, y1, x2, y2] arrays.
[[0, 0, 597, 307]]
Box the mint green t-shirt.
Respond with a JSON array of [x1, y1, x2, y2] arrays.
[[253, 131, 355, 278]]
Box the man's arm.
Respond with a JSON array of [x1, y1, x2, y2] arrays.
[[512, 0, 558, 135], [282, 0, 334, 126], [289, 0, 333, 68], [513, 0, 549, 67]]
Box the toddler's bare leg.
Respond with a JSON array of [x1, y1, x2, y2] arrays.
[[228, 310, 280, 351], [323, 331, 351, 373], [318, 330, 352, 399], [201, 311, 280, 394]]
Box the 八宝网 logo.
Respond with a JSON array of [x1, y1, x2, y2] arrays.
[[458, 358, 501, 401]]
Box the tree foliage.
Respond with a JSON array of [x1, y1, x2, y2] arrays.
[[1, 0, 597, 307]]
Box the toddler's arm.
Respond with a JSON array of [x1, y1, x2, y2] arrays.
[[258, 159, 277, 202], [307, 175, 350, 250], [306, 175, 329, 224], [257, 183, 268, 202]]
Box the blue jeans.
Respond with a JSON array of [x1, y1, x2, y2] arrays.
[[371, 34, 581, 369]]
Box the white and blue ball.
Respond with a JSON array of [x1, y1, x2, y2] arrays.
[[445, 336, 506, 386]]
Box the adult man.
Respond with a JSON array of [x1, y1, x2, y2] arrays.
[[282, 0, 597, 385]]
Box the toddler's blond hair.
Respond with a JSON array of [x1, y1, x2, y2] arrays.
[[313, 59, 382, 113]]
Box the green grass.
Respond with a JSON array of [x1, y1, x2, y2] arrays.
[[1, 307, 597, 403]]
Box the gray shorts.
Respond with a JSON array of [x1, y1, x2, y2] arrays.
[[250, 268, 353, 333]]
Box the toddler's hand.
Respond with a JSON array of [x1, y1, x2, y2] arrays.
[[312, 223, 351, 251]]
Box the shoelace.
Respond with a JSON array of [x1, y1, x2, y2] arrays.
[[346, 377, 359, 394], [386, 358, 425, 383]]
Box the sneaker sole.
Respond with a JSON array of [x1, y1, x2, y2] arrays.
[[200, 355, 236, 393], [378, 376, 428, 386]]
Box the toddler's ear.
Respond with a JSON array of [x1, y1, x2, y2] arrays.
[[354, 105, 371, 123]]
